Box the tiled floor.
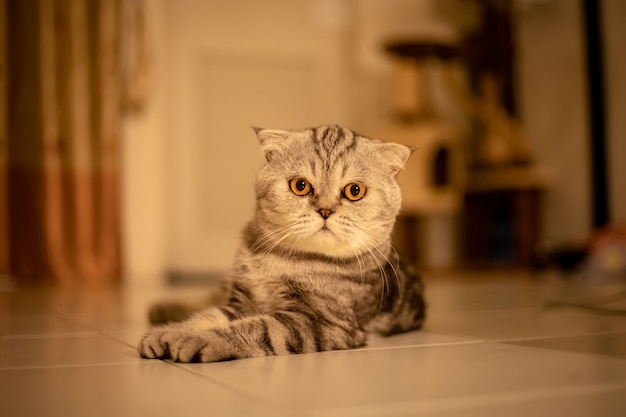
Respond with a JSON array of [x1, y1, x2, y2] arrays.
[[2, 270, 626, 416]]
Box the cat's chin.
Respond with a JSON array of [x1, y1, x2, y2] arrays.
[[295, 230, 362, 259]]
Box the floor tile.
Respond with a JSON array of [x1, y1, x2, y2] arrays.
[[507, 331, 626, 360], [0, 333, 141, 369], [426, 306, 626, 340], [317, 382, 626, 417], [0, 310, 96, 337], [177, 341, 626, 415], [0, 362, 286, 417], [365, 329, 478, 350]]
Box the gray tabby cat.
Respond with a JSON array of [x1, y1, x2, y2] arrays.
[[139, 125, 425, 363]]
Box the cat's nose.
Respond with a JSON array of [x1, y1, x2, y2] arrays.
[[317, 208, 333, 219]]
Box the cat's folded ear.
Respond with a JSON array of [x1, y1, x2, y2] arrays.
[[251, 127, 290, 162], [378, 142, 414, 176]]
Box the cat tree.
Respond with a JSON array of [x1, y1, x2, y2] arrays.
[[382, 37, 547, 269], [377, 41, 467, 269]]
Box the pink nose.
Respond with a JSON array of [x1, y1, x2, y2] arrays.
[[318, 209, 333, 219]]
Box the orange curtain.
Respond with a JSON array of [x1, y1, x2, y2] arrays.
[[6, 0, 122, 284]]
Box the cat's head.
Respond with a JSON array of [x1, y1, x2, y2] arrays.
[[252, 125, 412, 259]]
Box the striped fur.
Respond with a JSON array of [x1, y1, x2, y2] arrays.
[[139, 125, 425, 363]]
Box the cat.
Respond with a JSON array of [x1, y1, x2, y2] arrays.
[[138, 125, 426, 363]]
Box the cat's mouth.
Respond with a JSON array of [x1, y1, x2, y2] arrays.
[[319, 224, 333, 234], [315, 221, 336, 238]]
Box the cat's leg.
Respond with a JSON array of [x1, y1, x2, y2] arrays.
[[148, 300, 205, 325], [139, 307, 366, 362], [148, 281, 230, 325]]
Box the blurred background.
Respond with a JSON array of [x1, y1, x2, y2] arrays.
[[1, 0, 625, 286]]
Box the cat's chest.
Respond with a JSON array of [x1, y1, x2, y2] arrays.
[[241, 252, 379, 310], [244, 255, 321, 299]]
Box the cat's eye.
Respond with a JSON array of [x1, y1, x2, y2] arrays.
[[343, 182, 366, 201], [289, 177, 312, 196]]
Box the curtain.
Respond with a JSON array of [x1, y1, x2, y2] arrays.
[[6, 0, 122, 284], [1, 0, 8, 282]]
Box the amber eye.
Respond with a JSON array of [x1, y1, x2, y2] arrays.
[[289, 178, 312, 196], [343, 182, 366, 201]]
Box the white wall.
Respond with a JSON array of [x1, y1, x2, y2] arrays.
[[516, 0, 592, 245], [123, 0, 354, 283]]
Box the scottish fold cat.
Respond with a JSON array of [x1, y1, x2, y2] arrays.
[[139, 125, 425, 362]]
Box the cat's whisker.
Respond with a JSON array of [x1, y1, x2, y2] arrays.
[[347, 220, 401, 306], [263, 229, 298, 256], [330, 228, 389, 308], [286, 228, 308, 258], [332, 220, 371, 284], [388, 244, 403, 296], [272, 222, 315, 257], [348, 243, 366, 284], [358, 242, 388, 311], [371, 244, 402, 300], [251, 222, 298, 252], [253, 219, 316, 257]]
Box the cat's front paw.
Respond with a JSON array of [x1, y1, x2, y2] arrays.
[[138, 325, 177, 359], [139, 326, 235, 363]]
